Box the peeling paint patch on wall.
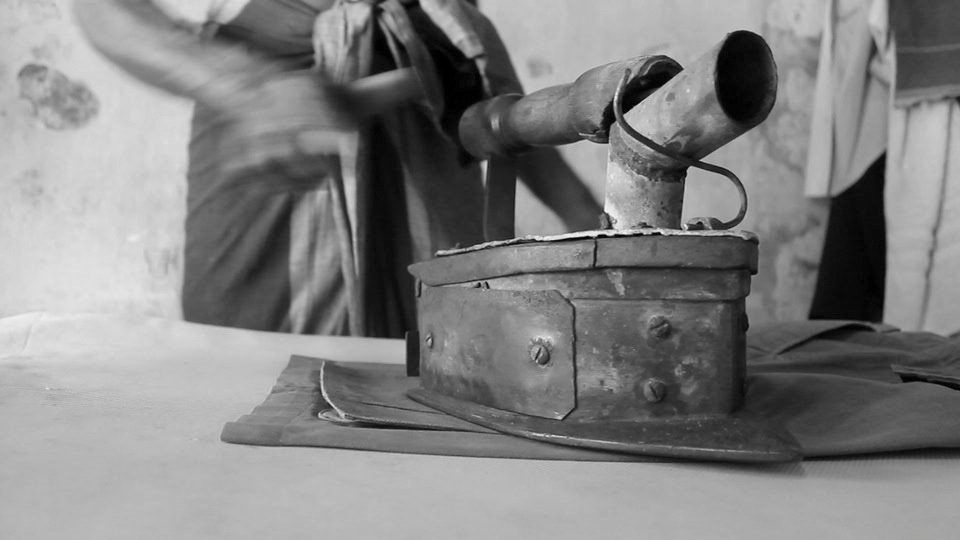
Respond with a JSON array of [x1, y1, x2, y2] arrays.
[[30, 35, 67, 63], [17, 63, 99, 130], [12, 168, 47, 207]]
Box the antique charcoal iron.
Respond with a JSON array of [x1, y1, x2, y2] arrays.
[[407, 31, 802, 462]]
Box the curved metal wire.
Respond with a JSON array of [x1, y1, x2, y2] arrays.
[[612, 69, 748, 230]]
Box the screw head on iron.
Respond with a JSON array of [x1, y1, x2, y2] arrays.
[[643, 379, 667, 403], [424, 332, 434, 349], [648, 315, 672, 339], [529, 343, 551, 366]]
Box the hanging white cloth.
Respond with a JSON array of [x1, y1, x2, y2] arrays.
[[885, 98, 960, 335], [806, 0, 960, 335]]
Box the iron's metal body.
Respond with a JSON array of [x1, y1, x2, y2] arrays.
[[408, 230, 799, 462], [412, 230, 757, 421], [407, 32, 798, 462]]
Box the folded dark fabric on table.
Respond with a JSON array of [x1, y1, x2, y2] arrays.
[[221, 355, 651, 461], [222, 321, 960, 460]]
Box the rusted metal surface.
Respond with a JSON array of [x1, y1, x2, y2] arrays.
[[411, 238, 597, 286], [611, 75, 748, 231], [410, 233, 757, 286], [418, 286, 577, 419], [594, 234, 758, 271], [483, 268, 752, 301], [409, 388, 802, 463], [416, 235, 754, 423], [568, 298, 746, 421], [604, 31, 777, 229]]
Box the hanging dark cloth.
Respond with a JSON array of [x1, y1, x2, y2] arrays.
[[809, 154, 886, 322]]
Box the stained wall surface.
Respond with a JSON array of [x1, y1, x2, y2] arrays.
[[1, 0, 191, 318], [1, 0, 827, 324]]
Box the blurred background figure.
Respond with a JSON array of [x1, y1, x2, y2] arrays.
[[806, 0, 960, 336], [73, 0, 600, 337], [2, 1, 861, 331]]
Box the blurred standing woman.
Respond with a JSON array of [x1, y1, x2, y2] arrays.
[[74, 0, 601, 337]]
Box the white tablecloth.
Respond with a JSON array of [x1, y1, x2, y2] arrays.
[[1, 313, 958, 540]]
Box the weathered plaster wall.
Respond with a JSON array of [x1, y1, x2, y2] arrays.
[[1, 0, 826, 324], [1, 0, 190, 318], [488, 0, 828, 322]]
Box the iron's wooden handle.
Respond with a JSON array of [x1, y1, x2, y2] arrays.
[[458, 56, 681, 160]]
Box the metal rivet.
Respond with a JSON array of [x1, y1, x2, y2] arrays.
[[648, 315, 671, 339], [529, 343, 551, 366], [424, 332, 434, 349], [643, 379, 667, 403]]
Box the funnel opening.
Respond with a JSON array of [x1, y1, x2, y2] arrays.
[[715, 31, 777, 124]]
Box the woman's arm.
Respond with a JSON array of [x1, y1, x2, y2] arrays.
[[73, 0, 358, 167], [73, 0, 284, 113]]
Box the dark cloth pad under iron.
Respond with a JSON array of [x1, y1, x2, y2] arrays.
[[221, 355, 653, 461], [318, 360, 496, 433], [222, 321, 960, 460]]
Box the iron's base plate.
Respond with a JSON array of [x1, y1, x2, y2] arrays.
[[409, 388, 802, 463]]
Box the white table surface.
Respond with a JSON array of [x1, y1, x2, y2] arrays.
[[1, 312, 958, 540]]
